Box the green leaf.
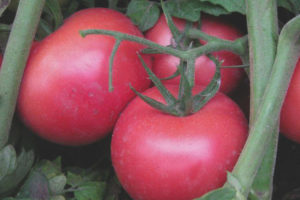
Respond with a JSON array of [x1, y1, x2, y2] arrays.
[[50, 196, 65, 200], [66, 171, 83, 187], [80, 0, 95, 7], [196, 2, 229, 16], [126, 0, 160, 31], [49, 175, 67, 195], [0, 137, 35, 196], [0, 0, 10, 17], [199, 0, 246, 14], [17, 170, 51, 200], [0, 145, 17, 180], [278, 0, 300, 14], [35, 158, 62, 179], [194, 187, 236, 200], [44, 0, 63, 30], [74, 181, 106, 200], [165, 0, 201, 22]]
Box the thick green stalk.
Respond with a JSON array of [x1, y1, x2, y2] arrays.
[[245, 0, 278, 199], [0, 0, 45, 149], [228, 15, 300, 197]]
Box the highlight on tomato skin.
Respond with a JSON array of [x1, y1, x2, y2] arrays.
[[280, 58, 300, 143], [17, 8, 152, 146], [145, 14, 245, 94], [111, 85, 248, 200]]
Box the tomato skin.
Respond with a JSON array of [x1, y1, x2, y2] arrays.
[[18, 8, 152, 146], [111, 85, 248, 200], [280, 59, 300, 143], [145, 15, 244, 94]]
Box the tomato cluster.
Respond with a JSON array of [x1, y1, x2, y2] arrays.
[[16, 8, 251, 199]]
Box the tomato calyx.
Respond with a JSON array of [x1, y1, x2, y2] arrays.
[[79, 11, 248, 116], [130, 53, 221, 116]]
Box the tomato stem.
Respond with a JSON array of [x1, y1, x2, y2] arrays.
[[244, 0, 279, 199], [0, 0, 46, 149], [80, 29, 248, 61], [227, 15, 300, 198]]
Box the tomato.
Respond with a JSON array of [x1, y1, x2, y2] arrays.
[[145, 15, 244, 94], [18, 8, 151, 146], [280, 59, 300, 143], [111, 85, 248, 200]]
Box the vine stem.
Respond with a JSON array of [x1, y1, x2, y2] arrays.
[[245, 0, 279, 199], [227, 15, 300, 197], [80, 29, 248, 60], [0, 0, 46, 149]]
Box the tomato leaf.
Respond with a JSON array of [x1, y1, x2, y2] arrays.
[[164, 0, 230, 20], [164, 0, 201, 22], [0, 0, 10, 17], [195, 2, 232, 16], [17, 170, 51, 199], [194, 187, 236, 200], [126, 0, 160, 31], [278, 0, 300, 14], [44, 0, 63, 30], [0, 133, 35, 196], [80, 0, 95, 8], [34, 158, 62, 179], [0, 145, 17, 180], [199, 0, 246, 15], [74, 181, 106, 200], [49, 175, 67, 195]]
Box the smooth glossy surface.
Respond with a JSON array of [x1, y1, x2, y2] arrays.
[[111, 85, 248, 200], [281, 59, 300, 143], [18, 8, 152, 146]]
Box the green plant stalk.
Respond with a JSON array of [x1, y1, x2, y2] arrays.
[[245, 0, 278, 199], [228, 15, 300, 197], [80, 30, 248, 61], [0, 0, 46, 149]]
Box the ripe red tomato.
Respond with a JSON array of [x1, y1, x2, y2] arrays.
[[18, 8, 151, 146], [111, 85, 248, 200], [145, 15, 244, 94], [280, 59, 300, 143]]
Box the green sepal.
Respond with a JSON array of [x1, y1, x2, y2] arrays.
[[177, 60, 193, 115], [160, 68, 180, 80], [137, 53, 177, 105], [192, 55, 221, 113], [161, 0, 182, 46], [130, 85, 180, 116]]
